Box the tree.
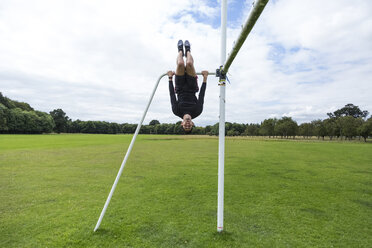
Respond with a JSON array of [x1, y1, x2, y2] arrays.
[[205, 125, 212, 135], [81, 121, 96, 133], [35, 111, 54, 133], [275, 117, 297, 138], [173, 121, 183, 134], [164, 123, 175, 134], [225, 122, 240, 136], [298, 122, 314, 139], [225, 122, 232, 134], [110, 122, 121, 134], [68, 119, 82, 133], [191, 126, 205, 135], [24, 111, 40, 133], [328, 103, 369, 119], [49, 109, 69, 133], [323, 118, 338, 140], [7, 108, 26, 133], [149, 120, 160, 126], [139, 125, 151, 134], [0, 103, 8, 133], [154, 123, 165, 134], [210, 123, 219, 136], [232, 123, 246, 135], [0, 92, 33, 111], [227, 129, 239, 136], [244, 123, 260, 136], [0, 95, 53, 134], [12, 101, 34, 112], [259, 118, 276, 138], [121, 123, 137, 133], [358, 117, 372, 142], [338, 116, 362, 140], [312, 120, 327, 140], [0, 92, 16, 109]]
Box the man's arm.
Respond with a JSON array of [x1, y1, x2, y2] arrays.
[[197, 82, 206, 106], [197, 71, 208, 105], [193, 71, 208, 118], [168, 71, 179, 116]]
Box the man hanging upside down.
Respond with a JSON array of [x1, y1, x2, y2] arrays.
[[168, 40, 209, 134]]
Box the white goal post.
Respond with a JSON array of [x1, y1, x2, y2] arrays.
[[94, 0, 269, 232]]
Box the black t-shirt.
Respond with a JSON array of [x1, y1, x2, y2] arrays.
[[169, 80, 206, 119]]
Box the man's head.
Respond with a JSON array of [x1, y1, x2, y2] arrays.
[[181, 114, 194, 134]]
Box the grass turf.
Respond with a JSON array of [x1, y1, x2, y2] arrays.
[[0, 134, 371, 247]]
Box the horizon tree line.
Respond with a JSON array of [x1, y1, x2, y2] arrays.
[[1, 92, 371, 141]]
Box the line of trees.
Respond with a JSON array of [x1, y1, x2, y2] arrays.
[[0, 93, 55, 134], [1, 92, 371, 141]]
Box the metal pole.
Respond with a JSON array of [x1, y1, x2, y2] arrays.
[[217, 0, 227, 233], [223, 0, 269, 73], [94, 72, 166, 232], [198, 72, 216, 76], [217, 0, 269, 233], [94, 71, 215, 232]]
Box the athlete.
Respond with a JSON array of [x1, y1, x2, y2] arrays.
[[168, 40, 209, 133]]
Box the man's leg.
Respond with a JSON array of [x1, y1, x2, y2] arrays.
[[175, 41, 186, 94], [176, 50, 185, 76], [185, 41, 196, 77]]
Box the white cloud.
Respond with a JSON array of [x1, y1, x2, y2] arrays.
[[0, 0, 371, 126]]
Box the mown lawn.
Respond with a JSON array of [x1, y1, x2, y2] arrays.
[[0, 134, 371, 247]]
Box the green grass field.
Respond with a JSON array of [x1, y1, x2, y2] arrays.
[[0, 134, 371, 247]]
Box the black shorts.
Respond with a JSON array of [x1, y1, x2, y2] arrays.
[[175, 73, 199, 94]]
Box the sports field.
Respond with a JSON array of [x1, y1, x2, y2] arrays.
[[0, 134, 371, 247]]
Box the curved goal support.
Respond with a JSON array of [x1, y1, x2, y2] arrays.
[[94, 71, 215, 232]]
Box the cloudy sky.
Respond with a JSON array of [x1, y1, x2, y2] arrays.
[[1, 0, 371, 126]]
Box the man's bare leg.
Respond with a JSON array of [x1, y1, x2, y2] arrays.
[[176, 51, 185, 76], [186, 51, 197, 77]]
